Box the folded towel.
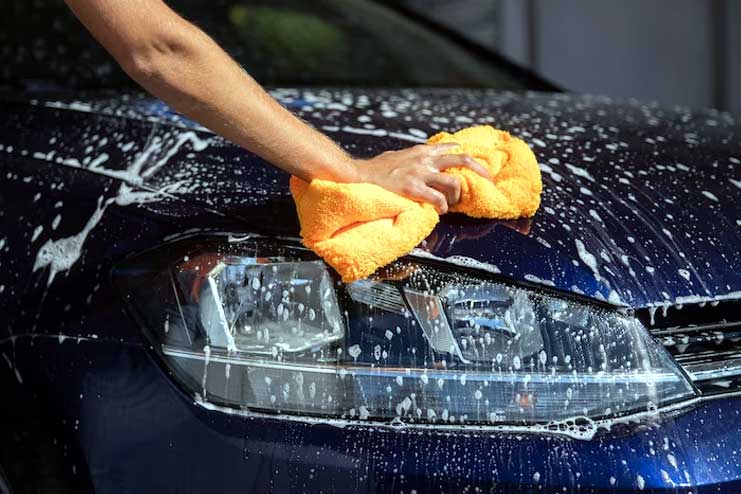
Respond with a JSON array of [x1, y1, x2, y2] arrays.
[[428, 126, 542, 219], [290, 125, 541, 282], [290, 178, 439, 282]]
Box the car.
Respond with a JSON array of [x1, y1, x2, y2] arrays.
[[2, 1, 741, 493]]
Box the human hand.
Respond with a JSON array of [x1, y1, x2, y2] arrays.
[[354, 143, 490, 214]]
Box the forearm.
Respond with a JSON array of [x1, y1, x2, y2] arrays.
[[65, 0, 483, 213], [126, 25, 358, 182], [65, 0, 357, 182]]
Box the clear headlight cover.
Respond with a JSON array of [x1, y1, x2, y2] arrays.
[[116, 238, 695, 425]]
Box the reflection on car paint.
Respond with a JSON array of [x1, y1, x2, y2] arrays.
[[3, 88, 737, 314], [1, 88, 741, 493]]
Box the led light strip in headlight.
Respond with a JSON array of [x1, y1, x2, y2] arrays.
[[115, 236, 696, 425]]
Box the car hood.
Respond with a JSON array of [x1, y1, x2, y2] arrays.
[[4, 88, 740, 310]]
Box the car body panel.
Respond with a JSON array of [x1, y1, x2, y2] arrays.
[[2, 88, 741, 493], [2, 89, 739, 311], [5, 335, 741, 493]]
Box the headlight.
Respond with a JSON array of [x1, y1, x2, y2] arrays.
[[116, 237, 695, 425]]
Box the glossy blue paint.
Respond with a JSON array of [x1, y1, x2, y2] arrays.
[[4, 89, 739, 309], [5, 335, 741, 493], [1, 88, 740, 492]]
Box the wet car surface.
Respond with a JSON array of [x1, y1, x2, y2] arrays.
[[1, 87, 741, 493], [6, 88, 741, 305]]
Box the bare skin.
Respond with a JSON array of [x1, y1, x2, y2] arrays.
[[64, 0, 489, 213]]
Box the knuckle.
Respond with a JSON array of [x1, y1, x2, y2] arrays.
[[400, 183, 415, 195], [436, 175, 455, 189], [402, 181, 423, 195], [419, 156, 434, 167], [405, 168, 421, 179], [445, 174, 461, 188]]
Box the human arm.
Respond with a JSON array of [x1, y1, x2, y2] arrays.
[[64, 0, 489, 212]]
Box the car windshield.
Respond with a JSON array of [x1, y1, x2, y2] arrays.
[[0, 0, 527, 91]]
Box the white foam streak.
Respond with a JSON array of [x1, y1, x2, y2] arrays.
[[32, 130, 211, 286], [33, 196, 108, 286]]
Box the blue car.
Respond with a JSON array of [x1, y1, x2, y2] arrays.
[[1, 1, 740, 493]]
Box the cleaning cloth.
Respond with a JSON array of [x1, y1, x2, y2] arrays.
[[428, 125, 542, 218], [290, 125, 542, 282]]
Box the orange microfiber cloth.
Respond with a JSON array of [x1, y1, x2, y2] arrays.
[[289, 179, 440, 282], [428, 125, 542, 218], [290, 125, 542, 282]]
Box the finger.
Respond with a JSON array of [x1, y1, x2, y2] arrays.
[[416, 186, 448, 214], [409, 144, 435, 155], [407, 142, 458, 156], [418, 148, 465, 169], [428, 142, 460, 156], [431, 154, 491, 179], [426, 173, 461, 206]]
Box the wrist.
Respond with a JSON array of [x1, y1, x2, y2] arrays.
[[338, 157, 365, 184]]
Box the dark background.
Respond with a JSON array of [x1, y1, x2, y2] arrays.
[[404, 0, 741, 116], [1, 0, 738, 116]]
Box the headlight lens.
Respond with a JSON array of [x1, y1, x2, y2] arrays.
[[178, 256, 343, 355], [116, 238, 695, 425]]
